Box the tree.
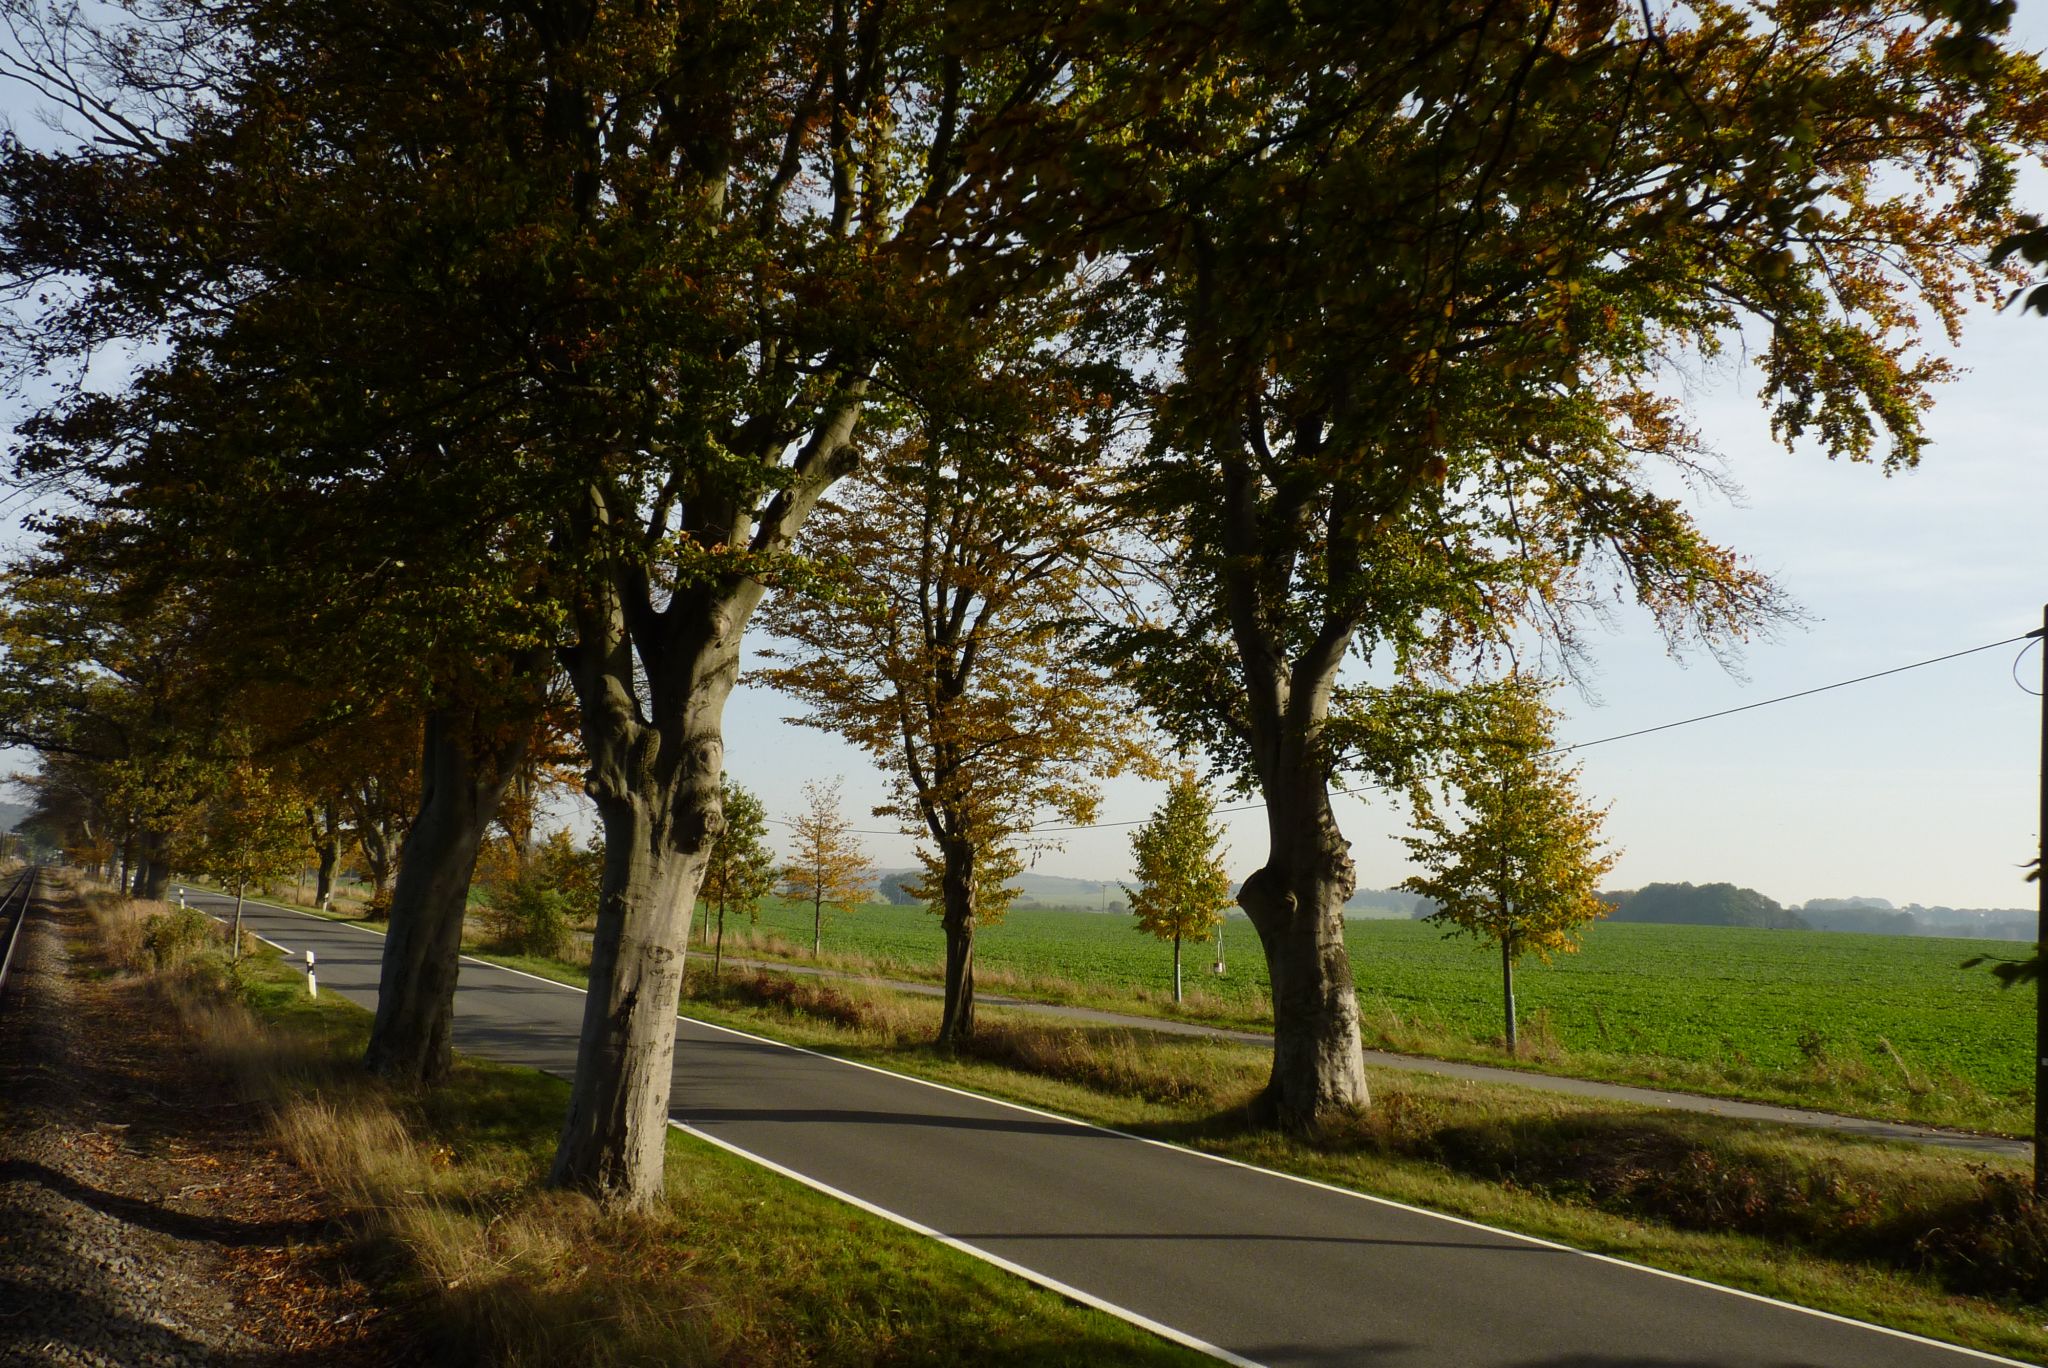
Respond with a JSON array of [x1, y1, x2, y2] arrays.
[[779, 780, 868, 960], [1401, 682, 1618, 1055], [1098, 2, 2048, 1128], [760, 388, 1150, 1043], [1126, 773, 1234, 1005], [188, 759, 311, 961], [533, 827, 603, 925], [1607, 882, 1807, 929], [699, 779, 776, 982]]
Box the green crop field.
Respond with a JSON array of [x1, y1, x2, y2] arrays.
[[724, 899, 2034, 1128]]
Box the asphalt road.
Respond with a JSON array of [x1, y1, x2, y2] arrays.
[[183, 889, 2031, 1368]]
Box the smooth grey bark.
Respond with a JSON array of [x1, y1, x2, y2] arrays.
[[1234, 779, 1370, 1128], [1172, 932, 1182, 1004], [937, 840, 977, 1045], [1218, 446, 1372, 1128], [549, 383, 863, 1209], [363, 705, 530, 1085], [549, 600, 739, 1206]]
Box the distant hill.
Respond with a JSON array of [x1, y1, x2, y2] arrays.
[[1806, 898, 2032, 941], [1590, 883, 2031, 940], [1797, 905, 1921, 935], [1346, 887, 1433, 919], [1604, 882, 1809, 930], [872, 868, 1127, 910], [0, 802, 26, 833]]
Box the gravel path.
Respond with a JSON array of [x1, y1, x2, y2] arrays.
[[0, 878, 394, 1366]]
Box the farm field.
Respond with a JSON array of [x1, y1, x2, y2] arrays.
[[719, 899, 2035, 1133]]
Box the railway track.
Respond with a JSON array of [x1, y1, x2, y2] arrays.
[[0, 865, 40, 1002]]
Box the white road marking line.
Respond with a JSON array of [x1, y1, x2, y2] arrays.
[[671, 1120, 1261, 1368], [192, 906, 292, 957], [210, 893, 2030, 1365]]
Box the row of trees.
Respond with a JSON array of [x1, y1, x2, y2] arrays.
[[1, 0, 2040, 1210]]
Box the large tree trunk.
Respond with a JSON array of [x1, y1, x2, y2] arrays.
[[360, 825, 394, 918], [1235, 774, 1369, 1129], [363, 706, 529, 1085], [1210, 430, 1374, 1131], [311, 800, 340, 911], [937, 840, 977, 1046], [548, 677, 726, 1207], [548, 378, 859, 1210], [548, 618, 733, 1204], [135, 830, 170, 902]]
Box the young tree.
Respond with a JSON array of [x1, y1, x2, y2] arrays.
[[188, 760, 311, 961], [760, 382, 1151, 1043], [1127, 773, 1234, 1005], [533, 827, 603, 925], [1100, 2, 2048, 1128], [700, 779, 776, 982], [779, 780, 869, 960], [1401, 682, 1618, 1055]]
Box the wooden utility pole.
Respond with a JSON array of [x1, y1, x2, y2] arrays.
[[2035, 605, 2046, 1196]]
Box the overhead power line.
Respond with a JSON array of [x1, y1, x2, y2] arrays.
[[762, 630, 2039, 839], [1547, 633, 2039, 754]]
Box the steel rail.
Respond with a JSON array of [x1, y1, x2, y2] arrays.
[[0, 865, 41, 1003]]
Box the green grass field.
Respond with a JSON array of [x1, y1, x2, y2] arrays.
[[721, 899, 2035, 1130]]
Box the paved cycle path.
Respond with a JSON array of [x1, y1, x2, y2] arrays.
[[188, 890, 2033, 1368]]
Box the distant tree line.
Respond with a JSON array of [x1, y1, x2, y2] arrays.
[[1514, 882, 2038, 939]]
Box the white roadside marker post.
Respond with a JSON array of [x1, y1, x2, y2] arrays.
[[305, 948, 317, 999]]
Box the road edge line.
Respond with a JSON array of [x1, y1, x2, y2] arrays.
[[669, 1120, 1260, 1368]]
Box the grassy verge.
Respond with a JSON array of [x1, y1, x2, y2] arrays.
[[672, 966, 2048, 1365], [83, 889, 1210, 1367]]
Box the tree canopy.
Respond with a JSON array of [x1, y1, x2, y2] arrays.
[[2, 0, 2042, 1187]]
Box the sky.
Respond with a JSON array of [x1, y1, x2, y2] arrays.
[[4, 6, 2047, 913]]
